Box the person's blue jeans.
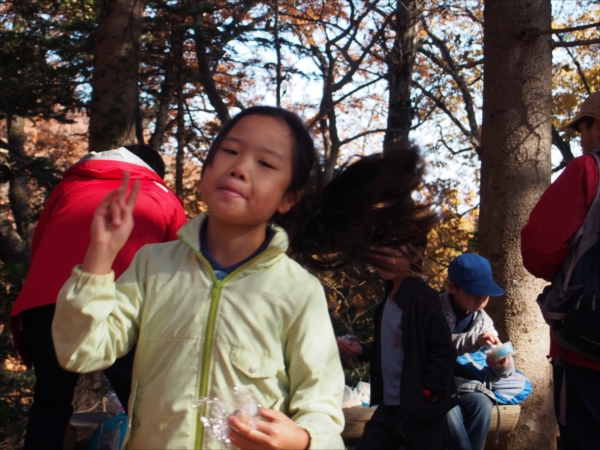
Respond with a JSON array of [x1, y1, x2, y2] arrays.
[[444, 392, 493, 450], [553, 360, 600, 450]]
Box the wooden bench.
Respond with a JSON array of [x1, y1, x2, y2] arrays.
[[341, 404, 521, 447], [66, 404, 521, 448]]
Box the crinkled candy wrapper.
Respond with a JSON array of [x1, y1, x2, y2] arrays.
[[193, 385, 261, 449]]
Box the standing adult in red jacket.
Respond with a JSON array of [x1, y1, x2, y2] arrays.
[[521, 92, 600, 450], [10, 145, 188, 450]]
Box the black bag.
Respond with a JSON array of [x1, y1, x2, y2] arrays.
[[537, 152, 600, 361]]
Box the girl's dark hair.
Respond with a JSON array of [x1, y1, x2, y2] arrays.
[[203, 106, 439, 271], [407, 233, 429, 274], [203, 106, 317, 192], [288, 147, 439, 271]]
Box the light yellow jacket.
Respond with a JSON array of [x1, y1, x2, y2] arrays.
[[53, 214, 345, 449]]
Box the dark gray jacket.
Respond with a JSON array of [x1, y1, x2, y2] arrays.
[[361, 277, 458, 426]]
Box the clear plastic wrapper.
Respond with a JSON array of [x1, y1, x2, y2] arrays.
[[193, 385, 261, 449]]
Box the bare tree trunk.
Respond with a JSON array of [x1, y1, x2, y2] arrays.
[[7, 115, 34, 241], [149, 24, 184, 152], [320, 89, 342, 183], [175, 72, 185, 198], [135, 100, 145, 145], [322, 117, 341, 183], [384, 0, 424, 150], [0, 115, 30, 263], [274, 0, 282, 106], [479, 1, 555, 448], [192, 1, 231, 124], [80, 1, 143, 410], [88, 0, 143, 152]]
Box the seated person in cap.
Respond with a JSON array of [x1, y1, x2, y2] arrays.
[[439, 253, 514, 450]]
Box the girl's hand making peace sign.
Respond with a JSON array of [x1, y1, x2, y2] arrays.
[[82, 172, 140, 275]]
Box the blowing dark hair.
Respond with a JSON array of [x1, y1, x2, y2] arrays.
[[203, 106, 439, 271], [288, 147, 439, 271]]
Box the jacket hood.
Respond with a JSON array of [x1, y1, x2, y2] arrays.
[[63, 147, 163, 184], [177, 213, 289, 276]]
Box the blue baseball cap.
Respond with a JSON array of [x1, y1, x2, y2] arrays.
[[448, 253, 505, 296]]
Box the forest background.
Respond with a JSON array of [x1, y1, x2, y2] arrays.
[[0, 0, 598, 448]]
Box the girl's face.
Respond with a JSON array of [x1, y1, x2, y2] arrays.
[[201, 115, 298, 227]]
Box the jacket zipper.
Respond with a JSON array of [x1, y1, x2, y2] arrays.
[[189, 244, 277, 449]]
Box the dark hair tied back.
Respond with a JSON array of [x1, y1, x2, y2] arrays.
[[124, 144, 166, 179]]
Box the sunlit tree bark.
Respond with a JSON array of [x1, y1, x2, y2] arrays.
[[478, 1, 555, 448], [383, 0, 424, 149], [88, 0, 143, 152]]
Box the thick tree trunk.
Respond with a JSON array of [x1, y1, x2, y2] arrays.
[[323, 119, 342, 184], [7, 115, 34, 242], [88, 0, 143, 152], [0, 116, 30, 264], [479, 1, 555, 448], [383, 0, 424, 150]]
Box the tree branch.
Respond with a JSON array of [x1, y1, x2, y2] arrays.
[[420, 21, 481, 148], [0, 139, 19, 156], [557, 35, 592, 95], [333, 75, 386, 107], [552, 124, 574, 169], [339, 128, 397, 146], [414, 79, 479, 153], [552, 38, 600, 48], [457, 58, 483, 70], [535, 21, 600, 35]]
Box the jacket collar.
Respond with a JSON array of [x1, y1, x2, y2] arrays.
[[177, 213, 289, 275], [440, 291, 483, 330]]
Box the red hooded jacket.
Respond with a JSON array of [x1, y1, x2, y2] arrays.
[[521, 152, 600, 371], [10, 149, 188, 365]]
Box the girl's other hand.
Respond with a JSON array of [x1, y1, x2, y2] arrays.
[[228, 407, 310, 450], [83, 172, 140, 274], [336, 339, 363, 358]]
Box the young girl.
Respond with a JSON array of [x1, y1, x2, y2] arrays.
[[337, 238, 457, 450], [52, 106, 437, 449]]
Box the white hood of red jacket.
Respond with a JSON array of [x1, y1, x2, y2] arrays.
[[62, 147, 166, 187]]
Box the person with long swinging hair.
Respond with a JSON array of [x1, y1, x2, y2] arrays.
[[52, 106, 440, 449], [338, 232, 458, 450]]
